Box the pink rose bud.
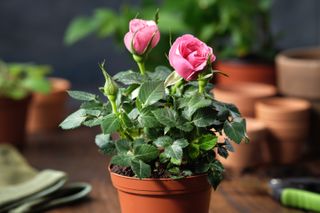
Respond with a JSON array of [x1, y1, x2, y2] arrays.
[[169, 34, 216, 81], [124, 19, 160, 55]]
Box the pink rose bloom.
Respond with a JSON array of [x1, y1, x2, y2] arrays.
[[169, 34, 216, 81], [124, 19, 160, 55]]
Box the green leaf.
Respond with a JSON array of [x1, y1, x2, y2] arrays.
[[138, 107, 160, 128], [152, 108, 177, 127], [224, 138, 235, 152], [199, 134, 218, 151], [218, 146, 229, 159], [134, 144, 159, 162], [194, 163, 211, 174], [83, 117, 103, 127], [67, 90, 97, 101], [173, 139, 189, 148], [94, 8, 117, 37], [208, 160, 224, 190], [115, 139, 130, 153], [180, 96, 212, 119], [59, 109, 86, 129], [111, 154, 132, 167], [223, 117, 247, 144], [95, 134, 115, 155], [131, 159, 151, 178], [80, 101, 103, 110], [138, 81, 165, 107], [153, 136, 173, 148], [64, 16, 99, 45], [147, 66, 171, 81], [193, 108, 218, 127], [113, 70, 143, 85], [188, 143, 200, 159], [164, 144, 183, 165], [164, 71, 183, 87], [101, 114, 121, 134]]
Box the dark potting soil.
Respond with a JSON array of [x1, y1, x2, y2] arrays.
[[110, 164, 171, 178]]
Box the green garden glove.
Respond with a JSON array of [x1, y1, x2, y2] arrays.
[[0, 144, 91, 213]]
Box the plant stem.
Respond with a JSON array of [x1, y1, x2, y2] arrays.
[[198, 79, 206, 94], [137, 61, 145, 75], [108, 95, 118, 114]]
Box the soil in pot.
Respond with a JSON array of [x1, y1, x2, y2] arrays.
[[109, 165, 211, 213], [276, 47, 320, 99], [213, 83, 277, 117], [215, 60, 276, 85], [255, 98, 311, 164], [27, 77, 71, 133], [219, 118, 270, 171], [0, 96, 31, 148]]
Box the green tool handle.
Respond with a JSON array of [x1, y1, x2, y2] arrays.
[[281, 188, 320, 212]]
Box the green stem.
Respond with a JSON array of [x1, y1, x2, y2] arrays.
[[198, 79, 206, 94], [108, 95, 118, 114], [137, 61, 145, 75], [171, 79, 183, 94]]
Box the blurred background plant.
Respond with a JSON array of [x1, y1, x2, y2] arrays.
[[0, 61, 52, 100], [64, 0, 276, 70]]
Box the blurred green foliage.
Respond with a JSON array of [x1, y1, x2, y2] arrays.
[[0, 61, 52, 100], [65, 0, 275, 68]]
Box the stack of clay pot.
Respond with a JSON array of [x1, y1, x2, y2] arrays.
[[276, 47, 320, 155], [255, 98, 311, 164], [27, 77, 71, 133]]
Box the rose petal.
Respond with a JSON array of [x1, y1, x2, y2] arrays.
[[124, 32, 133, 53]]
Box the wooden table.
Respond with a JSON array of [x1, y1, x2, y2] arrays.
[[23, 127, 318, 213]]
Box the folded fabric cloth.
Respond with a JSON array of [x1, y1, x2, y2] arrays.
[[0, 144, 91, 213]]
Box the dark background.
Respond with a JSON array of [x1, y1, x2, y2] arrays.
[[0, 0, 319, 91]]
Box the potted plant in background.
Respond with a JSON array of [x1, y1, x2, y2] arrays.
[[64, 0, 277, 84], [60, 16, 248, 213], [27, 77, 71, 133], [0, 61, 50, 147]]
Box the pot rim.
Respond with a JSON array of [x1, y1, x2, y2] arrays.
[[48, 77, 71, 94], [256, 97, 311, 113], [277, 47, 320, 64], [108, 164, 207, 181], [214, 83, 277, 98]]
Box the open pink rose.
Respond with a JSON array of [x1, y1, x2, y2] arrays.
[[169, 34, 216, 81], [124, 19, 160, 55]]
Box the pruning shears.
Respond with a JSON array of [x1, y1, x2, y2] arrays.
[[269, 178, 320, 212]]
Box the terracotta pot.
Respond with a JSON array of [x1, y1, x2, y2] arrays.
[[276, 47, 320, 99], [255, 98, 311, 164], [215, 60, 276, 85], [219, 118, 270, 170], [309, 100, 320, 154], [27, 77, 71, 133], [0, 96, 31, 148], [213, 83, 277, 117], [109, 167, 211, 213]]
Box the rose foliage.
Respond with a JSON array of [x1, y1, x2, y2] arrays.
[[60, 17, 248, 189]]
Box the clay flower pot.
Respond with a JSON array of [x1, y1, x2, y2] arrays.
[[255, 98, 311, 164], [109, 166, 211, 213], [215, 60, 276, 85], [219, 118, 270, 171], [213, 83, 277, 117], [0, 96, 31, 148], [276, 47, 320, 99], [27, 77, 71, 133]]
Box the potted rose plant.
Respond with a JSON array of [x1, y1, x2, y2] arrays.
[[60, 17, 248, 213], [0, 61, 51, 147]]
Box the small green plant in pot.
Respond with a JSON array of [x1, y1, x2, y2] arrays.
[[0, 61, 51, 147], [60, 16, 248, 213]]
